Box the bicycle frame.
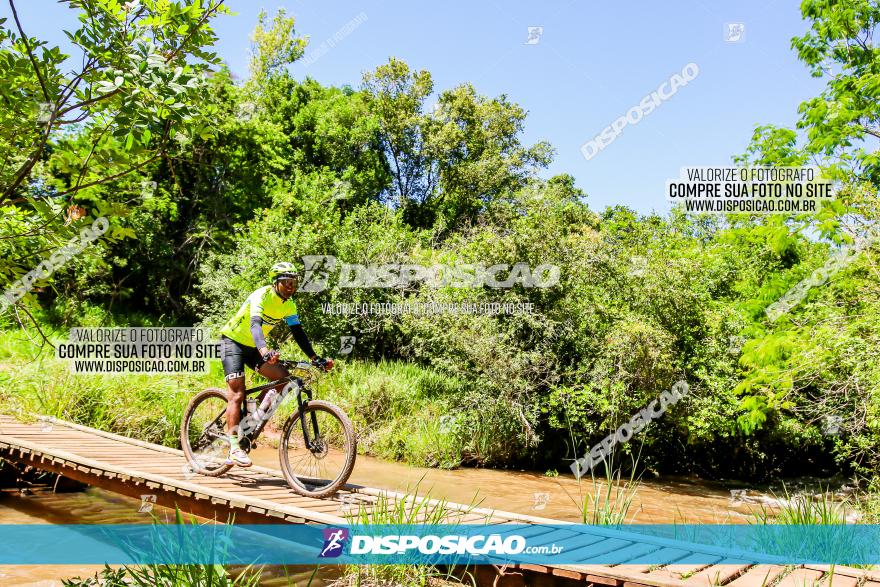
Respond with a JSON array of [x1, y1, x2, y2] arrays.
[[192, 360, 323, 454], [238, 360, 321, 451]]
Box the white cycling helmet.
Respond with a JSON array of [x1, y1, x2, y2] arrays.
[[270, 261, 298, 282]]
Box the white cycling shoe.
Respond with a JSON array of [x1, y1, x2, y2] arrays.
[[226, 446, 252, 467]]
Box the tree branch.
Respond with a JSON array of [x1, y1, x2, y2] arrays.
[[52, 152, 162, 200], [1, 117, 53, 202], [56, 87, 123, 118], [860, 125, 880, 140], [0, 207, 67, 241], [8, 0, 51, 102], [164, 0, 226, 63], [70, 118, 116, 193], [14, 303, 55, 350]]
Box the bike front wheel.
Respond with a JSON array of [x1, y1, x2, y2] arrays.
[[279, 400, 356, 498]]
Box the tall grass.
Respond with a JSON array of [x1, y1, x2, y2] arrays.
[[577, 453, 642, 526], [748, 484, 850, 525], [61, 509, 264, 587], [745, 485, 863, 568], [340, 486, 478, 587], [855, 481, 880, 524], [561, 394, 643, 526]]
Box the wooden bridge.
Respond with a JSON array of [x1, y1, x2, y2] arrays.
[[1, 414, 878, 587]]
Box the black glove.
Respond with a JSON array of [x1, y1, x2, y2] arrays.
[[311, 356, 333, 371], [261, 349, 280, 363]]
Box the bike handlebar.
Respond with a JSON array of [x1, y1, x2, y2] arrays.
[[277, 359, 312, 371], [277, 359, 333, 374]]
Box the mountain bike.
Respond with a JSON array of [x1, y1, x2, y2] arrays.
[[180, 359, 356, 498]]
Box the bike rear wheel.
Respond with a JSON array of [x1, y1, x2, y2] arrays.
[[279, 400, 356, 498], [181, 388, 233, 477]]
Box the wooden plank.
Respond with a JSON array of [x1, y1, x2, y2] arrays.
[[518, 563, 550, 575], [87, 460, 175, 466], [185, 473, 282, 483], [585, 572, 623, 587], [8, 438, 111, 445], [629, 548, 693, 566], [573, 564, 687, 587], [683, 562, 752, 586], [617, 548, 694, 574], [74, 453, 173, 459], [601, 542, 666, 566], [775, 568, 825, 587], [821, 574, 858, 587], [652, 552, 723, 579], [806, 567, 880, 583], [82, 452, 180, 463], [566, 538, 634, 560], [3, 417, 187, 458], [446, 512, 493, 523], [187, 489, 325, 506], [17, 434, 129, 441], [92, 464, 184, 471], [185, 485, 298, 496], [184, 477, 288, 487], [90, 455, 181, 461], [622, 578, 685, 587], [551, 567, 586, 581], [73, 455, 170, 461], [275, 501, 344, 514], [3, 416, 322, 486], [725, 565, 787, 587], [0, 430, 94, 437]]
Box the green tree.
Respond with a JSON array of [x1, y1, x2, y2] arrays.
[[729, 0, 880, 476], [0, 0, 231, 327], [247, 8, 306, 84], [362, 58, 552, 230], [1, 0, 230, 203]]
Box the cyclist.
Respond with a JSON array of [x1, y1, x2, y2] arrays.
[[218, 261, 332, 467]]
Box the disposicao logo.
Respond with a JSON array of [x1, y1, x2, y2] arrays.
[[350, 534, 529, 555], [319, 528, 349, 558]]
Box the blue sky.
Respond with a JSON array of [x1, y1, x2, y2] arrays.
[[3, 1, 825, 215]]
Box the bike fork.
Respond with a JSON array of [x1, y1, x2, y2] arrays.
[[297, 388, 320, 450]]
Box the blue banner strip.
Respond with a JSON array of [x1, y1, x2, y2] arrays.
[[0, 524, 879, 565]]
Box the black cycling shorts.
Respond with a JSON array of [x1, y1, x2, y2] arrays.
[[220, 335, 265, 382]]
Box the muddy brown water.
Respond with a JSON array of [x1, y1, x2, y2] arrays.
[[0, 452, 850, 585]]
